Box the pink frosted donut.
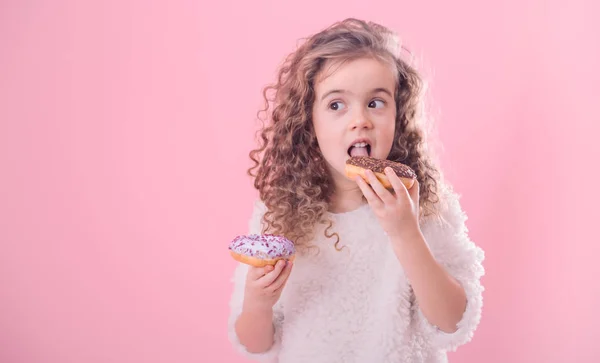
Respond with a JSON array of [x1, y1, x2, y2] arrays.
[[228, 234, 295, 267]]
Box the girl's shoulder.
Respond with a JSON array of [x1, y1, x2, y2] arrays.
[[251, 198, 267, 213], [421, 182, 469, 233], [420, 181, 485, 263], [247, 199, 268, 235]]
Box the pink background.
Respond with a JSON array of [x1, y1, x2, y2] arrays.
[[1, 0, 598, 362]]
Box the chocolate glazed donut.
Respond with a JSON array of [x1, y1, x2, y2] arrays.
[[345, 156, 417, 190]]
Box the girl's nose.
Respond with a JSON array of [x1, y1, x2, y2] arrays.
[[349, 109, 373, 130]]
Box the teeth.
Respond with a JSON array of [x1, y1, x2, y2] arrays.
[[352, 142, 368, 148]]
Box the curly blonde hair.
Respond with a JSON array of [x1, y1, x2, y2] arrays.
[[248, 18, 442, 248]]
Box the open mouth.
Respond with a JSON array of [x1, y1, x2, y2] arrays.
[[347, 142, 371, 157]]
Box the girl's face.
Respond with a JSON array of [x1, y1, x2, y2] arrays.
[[312, 57, 397, 189]]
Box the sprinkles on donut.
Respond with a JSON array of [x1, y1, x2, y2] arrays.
[[345, 156, 417, 190], [229, 234, 296, 267]]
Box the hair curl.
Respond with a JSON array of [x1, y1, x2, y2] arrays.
[[248, 18, 442, 249]]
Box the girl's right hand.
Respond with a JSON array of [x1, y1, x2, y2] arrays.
[[243, 260, 293, 311]]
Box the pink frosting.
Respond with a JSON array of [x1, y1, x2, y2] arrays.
[[229, 234, 295, 259]]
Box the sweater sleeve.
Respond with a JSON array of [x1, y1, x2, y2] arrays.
[[227, 200, 284, 362], [412, 186, 486, 352]]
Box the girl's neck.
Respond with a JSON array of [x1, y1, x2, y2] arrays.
[[328, 181, 366, 214]]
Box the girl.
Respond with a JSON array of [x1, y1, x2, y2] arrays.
[[227, 18, 485, 363]]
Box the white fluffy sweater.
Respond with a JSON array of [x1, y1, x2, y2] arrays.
[[228, 186, 485, 363]]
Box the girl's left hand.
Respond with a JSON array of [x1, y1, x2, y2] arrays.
[[355, 167, 421, 241]]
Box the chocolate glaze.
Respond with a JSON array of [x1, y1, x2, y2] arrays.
[[346, 156, 417, 179]]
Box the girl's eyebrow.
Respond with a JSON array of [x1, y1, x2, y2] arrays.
[[320, 89, 346, 101], [371, 87, 394, 97], [320, 87, 393, 101]]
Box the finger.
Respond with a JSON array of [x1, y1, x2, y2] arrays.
[[366, 170, 395, 204], [385, 167, 410, 201], [247, 265, 271, 281], [269, 261, 293, 292], [246, 264, 273, 283], [355, 175, 382, 207], [407, 178, 420, 206], [257, 260, 286, 286], [263, 264, 274, 274]]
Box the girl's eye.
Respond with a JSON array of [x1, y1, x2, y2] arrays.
[[368, 100, 385, 109], [329, 101, 345, 111]]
